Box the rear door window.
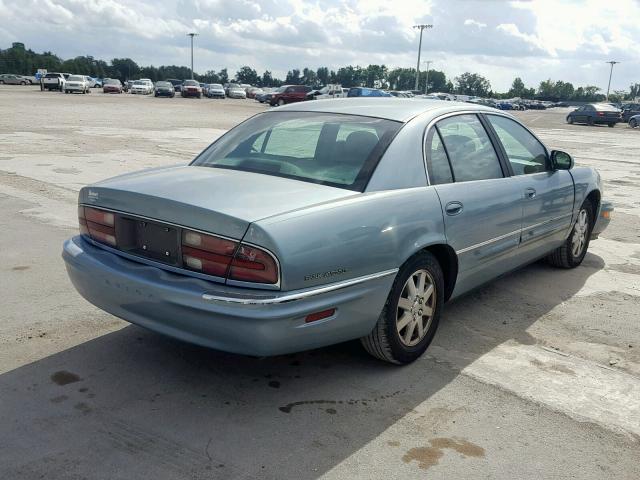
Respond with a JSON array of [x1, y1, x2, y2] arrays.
[[425, 128, 453, 185], [436, 114, 503, 182]]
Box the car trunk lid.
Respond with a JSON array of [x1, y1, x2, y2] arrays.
[[79, 165, 356, 239]]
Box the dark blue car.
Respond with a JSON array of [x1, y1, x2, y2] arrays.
[[347, 87, 392, 98], [566, 103, 621, 127]]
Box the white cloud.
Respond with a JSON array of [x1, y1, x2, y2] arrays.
[[464, 19, 487, 28], [0, 0, 638, 91]]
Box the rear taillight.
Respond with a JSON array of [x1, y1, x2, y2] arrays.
[[229, 245, 279, 284], [79, 206, 117, 247], [597, 112, 604, 116], [181, 229, 279, 284], [181, 230, 238, 277]]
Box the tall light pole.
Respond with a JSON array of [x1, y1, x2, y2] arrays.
[[413, 24, 433, 91], [187, 33, 199, 79], [605, 60, 619, 101], [423, 60, 432, 94]]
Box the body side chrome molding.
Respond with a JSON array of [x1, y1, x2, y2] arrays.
[[202, 268, 399, 305], [456, 212, 574, 255], [456, 229, 521, 255]]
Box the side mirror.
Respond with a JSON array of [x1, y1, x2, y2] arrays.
[[551, 150, 574, 170]]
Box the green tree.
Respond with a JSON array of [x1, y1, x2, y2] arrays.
[[285, 68, 301, 84], [235, 66, 259, 85], [454, 72, 491, 97], [301, 67, 318, 86], [508, 77, 526, 97], [110, 58, 140, 81], [316, 66, 329, 85]]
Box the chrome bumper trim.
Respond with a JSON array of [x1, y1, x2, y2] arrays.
[[202, 268, 399, 305]]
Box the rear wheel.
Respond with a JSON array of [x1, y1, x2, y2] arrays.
[[547, 201, 593, 268], [630, 119, 638, 128], [608, 123, 615, 128], [278, 98, 286, 106], [587, 117, 594, 126], [361, 252, 444, 364]]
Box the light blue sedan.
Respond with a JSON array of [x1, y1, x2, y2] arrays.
[[62, 99, 612, 364]]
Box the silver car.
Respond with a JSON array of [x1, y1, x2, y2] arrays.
[[227, 84, 247, 99], [62, 99, 611, 364], [64, 75, 91, 94], [0, 74, 30, 85]]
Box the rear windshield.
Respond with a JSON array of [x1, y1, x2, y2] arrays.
[[68, 75, 83, 81], [183, 80, 199, 86], [593, 103, 619, 111], [156, 81, 171, 87], [105, 79, 121, 85], [191, 112, 402, 191]]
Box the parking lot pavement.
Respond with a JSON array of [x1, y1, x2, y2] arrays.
[[1, 87, 639, 479]]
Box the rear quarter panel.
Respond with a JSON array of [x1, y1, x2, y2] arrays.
[[243, 188, 446, 291], [570, 166, 603, 216]]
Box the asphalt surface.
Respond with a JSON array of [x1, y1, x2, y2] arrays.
[[1, 86, 639, 479]]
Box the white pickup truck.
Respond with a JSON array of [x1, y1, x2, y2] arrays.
[[42, 73, 68, 91], [306, 84, 346, 100]]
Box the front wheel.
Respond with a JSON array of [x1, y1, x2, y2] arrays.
[[629, 119, 637, 128], [567, 116, 573, 124], [608, 123, 615, 128], [277, 98, 285, 106], [547, 201, 593, 268], [361, 252, 444, 364]]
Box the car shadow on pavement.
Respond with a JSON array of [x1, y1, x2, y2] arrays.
[[0, 253, 605, 479]]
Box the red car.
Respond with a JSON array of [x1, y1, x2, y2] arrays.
[[102, 79, 123, 93], [269, 85, 312, 106], [181, 80, 202, 98]]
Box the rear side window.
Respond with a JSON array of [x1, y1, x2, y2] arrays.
[[486, 115, 549, 175], [425, 129, 453, 185], [193, 112, 402, 191], [436, 114, 503, 182]]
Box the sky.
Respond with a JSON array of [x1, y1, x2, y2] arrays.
[[0, 0, 638, 92]]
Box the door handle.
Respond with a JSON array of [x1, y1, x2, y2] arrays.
[[445, 201, 463, 216], [525, 188, 536, 199]]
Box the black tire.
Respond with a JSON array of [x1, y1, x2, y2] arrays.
[[629, 119, 637, 128], [361, 251, 444, 364], [587, 116, 594, 126], [567, 116, 573, 124], [0, 80, 4, 84], [20, 81, 26, 85], [608, 123, 615, 128], [278, 98, 286, 106], [547, 200, 594, 269]]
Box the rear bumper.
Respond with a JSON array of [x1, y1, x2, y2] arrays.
[[62, 236, 392, 356], [591, 200, 613, 239]]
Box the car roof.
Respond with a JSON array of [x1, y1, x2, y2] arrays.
[[275, 98, 498, 122]]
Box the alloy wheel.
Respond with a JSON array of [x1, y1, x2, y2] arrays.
[[571, 209, 589, 257], [396, 269, 436, 347]]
